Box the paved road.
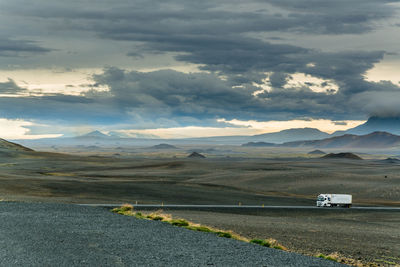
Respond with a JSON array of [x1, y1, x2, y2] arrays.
[[0, 202, 343, 267], [81, 203, 400, 211]]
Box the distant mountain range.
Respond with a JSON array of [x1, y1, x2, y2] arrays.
[[78, 130, 159, 139], [241, 131, 400, 149], [187, 117, 400, 145], [5, 131, 400, 154], [184, 127, 332, 145], [12, 116, 400, 148]]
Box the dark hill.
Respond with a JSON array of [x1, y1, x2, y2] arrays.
[[322, 153, 363, 160], [242, 142, 276, 147], [151, 144, 177, 149], [188, 152, 206, 158], [308, 150, 326, 155], [0, 138, 33, 152], [381, 158, 400, 164]]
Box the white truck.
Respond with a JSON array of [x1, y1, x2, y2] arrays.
[[316, 194, 352, 208]]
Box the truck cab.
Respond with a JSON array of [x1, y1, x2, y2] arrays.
[[317, 194, 330, 207]]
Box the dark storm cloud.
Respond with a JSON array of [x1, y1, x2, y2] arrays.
[[13, 0, 389, 82], [0, 0, 399, 127], [266, 0, 399, 34], [91, 68, 262, 121], [95, 67, 400, 122], [7, 0, 397, 35], [0, 38, 51, 57], [90, 67, 364, 121], [1, 1, 396, 80], [7, 0, 386, 94]]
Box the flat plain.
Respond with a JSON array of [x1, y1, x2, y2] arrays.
[[0, 146, 399, 265]]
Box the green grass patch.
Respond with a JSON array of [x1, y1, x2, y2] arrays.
[[112, 204, 134, 215], [185, 225, 213, 233], [150, 215, 164, 221], [169, 219, 189, 227], [217, 232, 232, 238], [185, 226, 232, 239], [317, 254, 337, 262], [134, 212, 146, 219], [250, 239, 271, 247]]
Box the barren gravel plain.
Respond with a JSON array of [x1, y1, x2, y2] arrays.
[[0, 147, 399, 265]]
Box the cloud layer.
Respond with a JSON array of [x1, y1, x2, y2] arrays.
[[0, 0, 400, 137]]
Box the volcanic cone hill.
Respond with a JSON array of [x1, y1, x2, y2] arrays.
[[187, 152, 206, 158], [242, 142, 276, 147], [151, 144, 177, 149], [308, 149, 326, 155], [322, 152, 363, 160]]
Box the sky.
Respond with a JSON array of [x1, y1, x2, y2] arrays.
[[1, 0, 400, 139]]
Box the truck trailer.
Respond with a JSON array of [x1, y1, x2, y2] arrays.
[[316, 194, 352, 208]]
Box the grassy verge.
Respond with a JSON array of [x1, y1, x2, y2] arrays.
[[112, 204, 286, 249]]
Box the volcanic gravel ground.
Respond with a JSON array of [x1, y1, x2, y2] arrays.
[[0, 202, 343, 267]]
